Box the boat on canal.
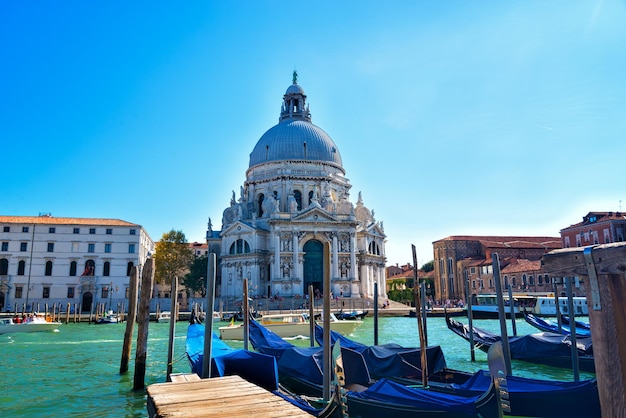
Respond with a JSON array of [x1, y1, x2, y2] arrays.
[[219, 312, 360, 340], [0, 313, 61, 334], [445, 315, 596, 373]]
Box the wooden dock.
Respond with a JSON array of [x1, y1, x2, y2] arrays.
[[146, 374, 314, 417]]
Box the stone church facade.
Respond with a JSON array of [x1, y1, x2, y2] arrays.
[[209, 73, 387, 301]]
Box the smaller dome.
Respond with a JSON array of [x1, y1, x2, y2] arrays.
[[286, 84, 305, 95]]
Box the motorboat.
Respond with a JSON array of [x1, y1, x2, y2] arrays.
[[0, 313, 61, 335], [156, 311, 171, 323], [96, 310, 120, 324], [219, 312, 361, 340]]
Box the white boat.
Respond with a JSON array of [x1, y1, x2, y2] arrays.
[[219, 312, 361, 340], [533, 296, 589, 316], [0, 313, 61, 335], [469, 294, 541, 319], [156, 311, 171, 323], [96, 310, 120, 324]]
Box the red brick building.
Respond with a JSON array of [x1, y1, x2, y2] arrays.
[[560, 211, 626, 248]]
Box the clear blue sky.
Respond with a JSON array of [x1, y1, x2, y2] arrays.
[[2, 1, 625, 267]]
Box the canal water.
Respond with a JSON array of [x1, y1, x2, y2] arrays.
[[0, 316, 593, 417]]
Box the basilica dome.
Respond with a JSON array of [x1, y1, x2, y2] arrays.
[[248, 75, 343, 170]]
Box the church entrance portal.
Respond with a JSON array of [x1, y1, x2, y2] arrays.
[[303, 240, 324, 296], [81, 292, 93, 312]]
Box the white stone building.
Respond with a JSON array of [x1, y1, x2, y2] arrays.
[[212, 73, 387, 301], [0, 215, 154, 312]]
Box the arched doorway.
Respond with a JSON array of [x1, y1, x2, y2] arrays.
[[82, 292, 93, 312], [303, 240, 324, 296]]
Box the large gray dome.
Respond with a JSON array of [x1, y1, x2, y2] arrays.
[[249, 120, 343, 168]]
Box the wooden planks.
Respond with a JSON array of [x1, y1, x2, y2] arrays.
[[147, 375, 313, 418]]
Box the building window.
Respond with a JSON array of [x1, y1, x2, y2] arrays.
[[43, 287, 50, 298], [68, 287, 75, 298], [82, 260, 95, 276], [538, 275, 543, 285], [45, 261, 53, 276], [1, 242, 7, 251], [73, 228, 80, 234], [102, 287, 109, 299], [3, 226, 9, 232], [103, 261, 110, 277], [70, 261, 77, 276], [229, 239, 250, 254], [470, 267, 476, 274], [125, 287, 130, 298], [47, 242, 54, 252], [294, 190, 302, 211], [471, 280, 476, 289], [106, 228, 113, 235], [18, 260, 26, 275], [89, 228, 96, 234], [564, 236, 570, 248], [504, 276, 509, 289], [529, 275, 534, 285], [105, 243, 111, 253], [22, 226, 29, 233], [88, 243, 95, 253], [49, 227, 56, 233], [0, 258, 8, 275], [128, 244, 135, 253], [20, 242, 27, 252], [127, 262, 134, 276], [15, 286, 23, 298], [130, 229, 136, 235]]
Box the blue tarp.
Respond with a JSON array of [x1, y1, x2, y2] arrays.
[[349, 378, 483, 413], [314, 323, 448, 380], [185, 323, 279, 391]]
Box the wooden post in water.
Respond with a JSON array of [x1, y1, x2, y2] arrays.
[[322, 241, 331, 401], [492, 253, 513, 376], [166, 277, 178, 381], [542, 243, 626, 417], [464, 269, 475, 361], [420, 282, 428, 346], [565, 276, 580, 381], [412, 244, 428, 387], [120, 266, 139, 374], [553, 281, 563, 331], [309, 285, 315, 347], [507, 285, 517, 336], [65, 303, 70, 324], [373, 282, 379, 346], [202, 253, 217, 379], [134, 258, 154, 390], [243, 278, 249, 351], [74, 304, 78, 323]]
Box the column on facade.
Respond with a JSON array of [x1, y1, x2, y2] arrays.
[[349, 233, 357, 280], [292, 232, 300, 294], [361, 263, 369, 297], [332, 233, 339, 280], [273, 231, 280, 280]]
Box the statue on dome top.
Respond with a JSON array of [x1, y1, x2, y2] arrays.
[[292, 70, 298, 84]]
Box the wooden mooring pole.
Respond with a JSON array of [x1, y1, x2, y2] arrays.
[[134, 258, 154, 390], [166, 277, 178, 381], [120, 265, 139, 374], [542, 242, 626, 417]]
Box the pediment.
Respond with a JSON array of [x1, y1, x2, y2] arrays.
[[292, 207, 338, 223], [365, 222, 386, 238], [221, 221, 257, 236]]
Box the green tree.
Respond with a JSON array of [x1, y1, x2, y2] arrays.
[[183, 255, 208, 297], [421, 260, 434, 272], [154, 230, 194, 288]]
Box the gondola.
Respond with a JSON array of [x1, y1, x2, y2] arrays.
[[249, 319, 499, 418], [562, 315, 591, 330], [185, 316, 340, 417], [523, 311, 591, 337], [333, 309, 368, 320], [445, 314, 596, 373]]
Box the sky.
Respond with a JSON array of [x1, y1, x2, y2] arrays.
[[1, 1, 625, 267]]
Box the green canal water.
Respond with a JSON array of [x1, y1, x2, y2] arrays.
[[0, 316, 593, 417]]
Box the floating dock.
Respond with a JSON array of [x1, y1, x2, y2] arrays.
[[146, 374, 313, 417]]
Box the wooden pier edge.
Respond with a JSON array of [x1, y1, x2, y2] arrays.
[[542, 242, 626, 418], [146, 375, 314, 418]]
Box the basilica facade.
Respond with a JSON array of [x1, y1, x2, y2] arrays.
[[209, 74, 387, 301]]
